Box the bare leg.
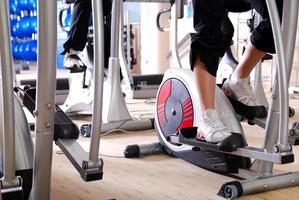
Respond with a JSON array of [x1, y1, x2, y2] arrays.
[[193, 56, 231, 143], [222, 40, 268, 118], [233, 41, 267, 79], [193, 56, 216, 110]]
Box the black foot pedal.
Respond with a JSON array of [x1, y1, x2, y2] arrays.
[[67, 65, 87, 73], [22, 88, 79, 141], [54, 105, 80, 140], [262, 53, 273, 62], [178, 127, 246, 152], [226, 96, 267, 120]]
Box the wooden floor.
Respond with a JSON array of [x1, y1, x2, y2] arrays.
[[50, 95, 299, 200]]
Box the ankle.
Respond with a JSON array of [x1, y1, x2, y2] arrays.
[[202, 108, 216, 116], [231, 73, 249, 82]]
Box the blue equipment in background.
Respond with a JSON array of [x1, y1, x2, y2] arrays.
[[9, 0, 37, 62], [9, 0, 68, 69]]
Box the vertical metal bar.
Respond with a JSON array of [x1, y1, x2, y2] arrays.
[[257, 0, 298, 175], [282, 0, 299, 81], [171, 0, 183, 68], [89, 0, 104, 162], [31, 0, 57, 199], [0, 0, 17, 183], [253, 62, 269, 107], [119, 0, 134, 93], [125, 10, 131, 66], [110, 0, 121, 58], [265, 0, 288, 148]]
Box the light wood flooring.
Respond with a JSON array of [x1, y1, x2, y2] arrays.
[[50, 95, 299, 200]]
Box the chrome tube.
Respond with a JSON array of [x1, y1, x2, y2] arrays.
[[265, 0, 288, 148], [0, 0, 17, 184], [110, 0, 121, 57], [171, 0, 183, 68], [282, 0, 299, 81], [89, 0, 104, 162], [31, 0, 57, 199], [119, 0, 133, 92]]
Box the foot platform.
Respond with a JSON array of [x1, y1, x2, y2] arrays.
[[67, 65, 87, 73], [177, 127, 246, 152], [226, 96, 267, 120], [21, 87, 80, 141]]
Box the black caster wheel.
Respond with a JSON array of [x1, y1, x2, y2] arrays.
[[80, 124, 91, 137], [289, 107, 295, 117]]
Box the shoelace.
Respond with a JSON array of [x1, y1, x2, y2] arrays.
[[202, 117, 227, 132]]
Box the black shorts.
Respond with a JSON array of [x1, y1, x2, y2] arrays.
[[190, 0, 283, 76]]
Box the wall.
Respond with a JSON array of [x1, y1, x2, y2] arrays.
[[140, 3, 170, 74]]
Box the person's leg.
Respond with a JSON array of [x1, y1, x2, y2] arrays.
[[62, 0, 92, 71], [193, 56, 232, 143], [194, 57, 216, 111], [222, 0, 282, 110], [222, 40, 267, 109], [191, 0, 231, 143], [233, 42, 266, 78], [63, 0, 91, 53]]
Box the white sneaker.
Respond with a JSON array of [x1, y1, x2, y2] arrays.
[[197, 109, 231, 143], [64, 49, 86, 72], [222, 76, 258, 106]]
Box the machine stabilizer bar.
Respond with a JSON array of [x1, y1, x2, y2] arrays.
[[124, 142, 164, 158], [218, 172, 299, 199]]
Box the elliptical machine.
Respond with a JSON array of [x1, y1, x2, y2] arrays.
[[125, 0, 299, 198], [0, 0, 105, 199], [59, 0, 155, 136]]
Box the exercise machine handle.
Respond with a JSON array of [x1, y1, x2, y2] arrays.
[[58, 4, 71, 32], [156, 8, 171, 32]]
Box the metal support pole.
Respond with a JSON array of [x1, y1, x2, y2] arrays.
[[219, 172, 299, 199], [171, 0, 183, 69], [111, 0, 121, 58], [103, 0, 131, 122], [89, 0, 104, 163], [253, 62, 269, 107], [119, 0, 134, 94], [256, 0, 298, 176], [0, 0, 19, 188], [265, 0, 289, 149], [282, 0, 299, 82], [31, 0, 57, 199]]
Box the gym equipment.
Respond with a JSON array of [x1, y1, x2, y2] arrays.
[[9, 0, 20, 16], [58, 2, 72, 32], [58, 0, 109, 114], [26, 0, 36, 11], [0, 0, 105, 199], [166, 13, 295, 119], [61, 0, 167, 117], [0, 0, 33, 199], [61, 0, 156, 135], [125, 0, 299, 199], [17, 0, 36, 11], [120, 4, 165, 99]]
